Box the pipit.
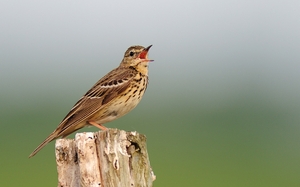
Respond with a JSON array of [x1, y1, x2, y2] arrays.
[[29, 45, 153, 158]]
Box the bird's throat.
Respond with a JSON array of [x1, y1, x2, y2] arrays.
[[135, 63, 149, 76]]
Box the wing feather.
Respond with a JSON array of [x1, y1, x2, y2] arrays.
[[55, 67, 136, 136]]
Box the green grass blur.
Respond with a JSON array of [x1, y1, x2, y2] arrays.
[[1, 88, 299, 186]]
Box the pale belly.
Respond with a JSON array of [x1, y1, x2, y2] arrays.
[[91, 73, 148, 125], [92, 93, 144, 125]]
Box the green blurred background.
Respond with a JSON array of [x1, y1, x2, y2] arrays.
[[1, 1, 300, 186]]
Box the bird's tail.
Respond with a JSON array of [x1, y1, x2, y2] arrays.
[[29, 131, 58, 158]]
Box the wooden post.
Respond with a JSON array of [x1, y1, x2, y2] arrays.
[[55, 129, 155, 187]]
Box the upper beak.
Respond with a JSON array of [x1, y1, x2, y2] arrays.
[[145, 45, 152, 51], [139, 45, 154, 62]]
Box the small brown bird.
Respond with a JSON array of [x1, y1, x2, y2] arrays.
[[29, 45, 153, 157]]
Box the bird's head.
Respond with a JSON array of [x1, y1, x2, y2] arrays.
[[120, 45, 153, 75]]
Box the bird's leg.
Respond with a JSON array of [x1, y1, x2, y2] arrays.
[[88, 121, 108, 131]]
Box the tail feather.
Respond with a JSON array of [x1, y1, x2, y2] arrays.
[[29, 131, 58, 158]]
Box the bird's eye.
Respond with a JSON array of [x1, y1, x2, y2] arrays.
[[129, 51, 135, 56]]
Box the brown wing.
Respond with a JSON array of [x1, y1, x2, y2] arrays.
[[55, 67, 136, 137], [29, 67, 137, 158]]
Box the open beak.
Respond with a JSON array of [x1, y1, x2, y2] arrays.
[[138, 45, 154, 62]]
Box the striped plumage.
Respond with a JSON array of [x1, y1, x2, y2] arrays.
[[29, 45, 153, 158]]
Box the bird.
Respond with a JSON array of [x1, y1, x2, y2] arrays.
[[29, 45, 153, 158]]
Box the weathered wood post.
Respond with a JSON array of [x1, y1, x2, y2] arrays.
[[55, 129, 155, 187]]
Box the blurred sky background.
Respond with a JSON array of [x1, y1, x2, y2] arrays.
[[1, 0, 300, 186]]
